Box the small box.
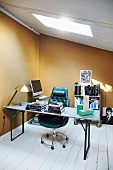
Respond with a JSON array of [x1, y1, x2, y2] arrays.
[[77, 104, 83, 114], [79, 109, 94, 117]]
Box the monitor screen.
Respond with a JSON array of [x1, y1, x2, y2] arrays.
[[30, 80, 43, 97]]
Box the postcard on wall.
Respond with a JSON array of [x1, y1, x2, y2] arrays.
[[80, 70, 92, 85]]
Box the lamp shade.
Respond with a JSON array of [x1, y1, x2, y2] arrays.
[[15, 85, 32, 92], [7, 85, 32, 106]]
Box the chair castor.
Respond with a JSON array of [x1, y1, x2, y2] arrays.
[[41, 140, 44, 144], [63, 144, 65, 148], [66, 137, 69, 140], [51, 146, 54, 150], [46, 133, 49, 137]]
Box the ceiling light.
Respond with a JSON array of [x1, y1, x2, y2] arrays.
[[32, 14, 93, 37]]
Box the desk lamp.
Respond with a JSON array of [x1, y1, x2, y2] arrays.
[[7, 85, 32, 106]]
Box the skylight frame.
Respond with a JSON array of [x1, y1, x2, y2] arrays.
[[32, 14, 93, 37]]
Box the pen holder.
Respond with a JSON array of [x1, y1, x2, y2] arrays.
[[77, 104, 83, 115]]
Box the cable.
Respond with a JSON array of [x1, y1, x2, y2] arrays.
[[0, 115, 5, 137], [0, 105, 8, 137]]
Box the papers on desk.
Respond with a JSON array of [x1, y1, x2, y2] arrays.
[[25, 102, 47, 111], [38, 95, 48, 100]]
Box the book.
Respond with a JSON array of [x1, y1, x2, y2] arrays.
[[79, 109, 94, 116], [48, 103, 65, 114]]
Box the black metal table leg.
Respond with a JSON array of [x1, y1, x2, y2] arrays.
[[22, 111, 24, 133], [10, 111, 13, 141], [79, 119, 90, 160], [88, 120, 90, 148], [10, 110, 25, 141], [84, 120, 90, 160]]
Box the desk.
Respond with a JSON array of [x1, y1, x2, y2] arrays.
[[4, 102, 100, 160]]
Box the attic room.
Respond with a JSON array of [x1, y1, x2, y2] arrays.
[[0, 1, 113, 170]]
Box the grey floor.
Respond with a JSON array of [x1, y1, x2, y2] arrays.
[[0, 118, 113, 170]]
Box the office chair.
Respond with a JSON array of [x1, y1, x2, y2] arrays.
[[38, 87, 69, 150]]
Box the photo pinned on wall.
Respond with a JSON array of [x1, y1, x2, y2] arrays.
[[80, 70, 92, 85], [102, 108, 113, 125]]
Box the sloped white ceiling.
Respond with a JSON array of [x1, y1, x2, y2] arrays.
[[0, 0, 113, 52]]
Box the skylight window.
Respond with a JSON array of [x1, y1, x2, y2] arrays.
[[32, 14, 93, 37]]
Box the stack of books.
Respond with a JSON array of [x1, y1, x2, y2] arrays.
[[48, 102, 65, 114], [26, 102, 47, 112]]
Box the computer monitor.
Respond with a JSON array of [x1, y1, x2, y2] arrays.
[[30, 80, 43, 97]]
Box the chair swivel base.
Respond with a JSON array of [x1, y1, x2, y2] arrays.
[[41, 131, 69, 150]]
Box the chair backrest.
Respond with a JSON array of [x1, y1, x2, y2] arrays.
[[49, 87, 69, 107]]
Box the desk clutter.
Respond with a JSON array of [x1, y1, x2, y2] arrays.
[[48, 102, 66, 114], [77, 104, 94, 116], [79, 108, 94, 116], [27, 101, 66, 126], [26, 102, 47, 111], [77, 95, 94, 117], [38, 95, 48, 100], [25, 101, 65, 114]]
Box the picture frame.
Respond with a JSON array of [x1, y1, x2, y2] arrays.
[[80, 70, 92, 85]]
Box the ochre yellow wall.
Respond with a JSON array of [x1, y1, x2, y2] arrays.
[[39, 34, 113, 107], [1, 11, 113, 136], [0, 12, 40, 135]]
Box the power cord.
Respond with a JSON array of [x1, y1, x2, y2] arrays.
[[0, 97, 7, 137], [0, 115, 5, 137], [0, 105, 7, 137]]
